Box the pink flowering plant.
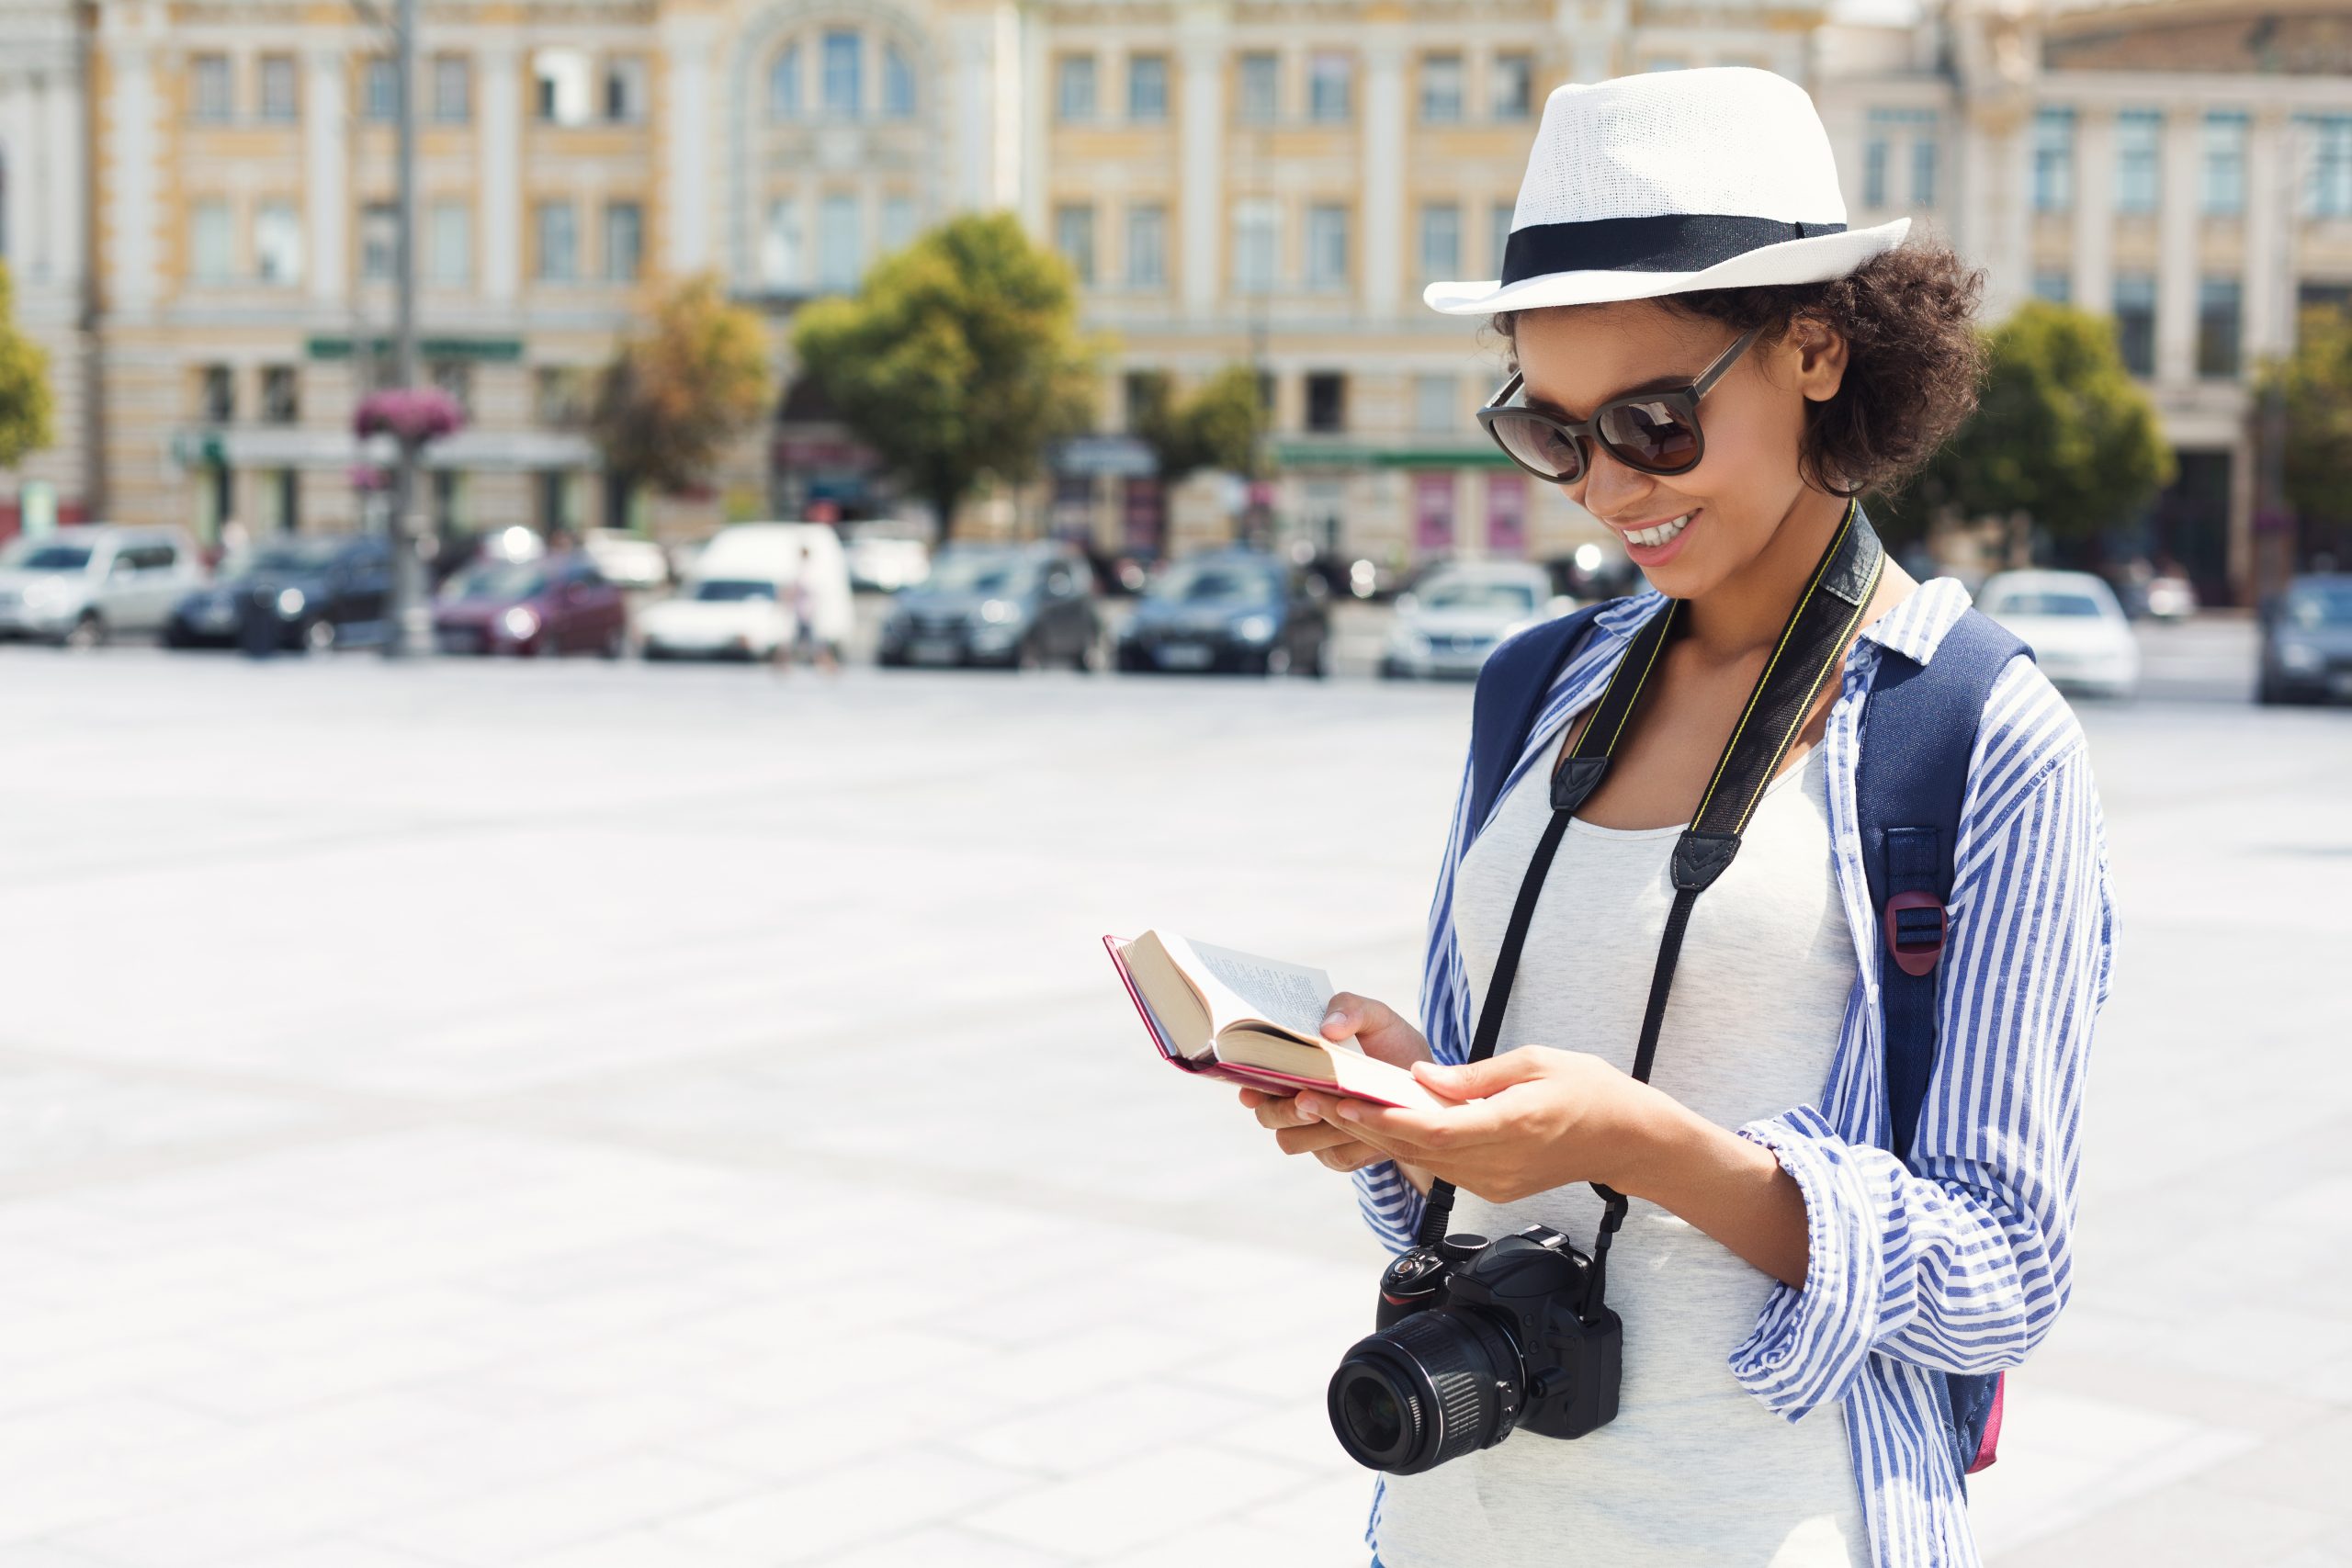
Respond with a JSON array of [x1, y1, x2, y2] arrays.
[[354, 387, 465, 446]]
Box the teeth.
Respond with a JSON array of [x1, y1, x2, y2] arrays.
[[1626, 513, 1691, 547]]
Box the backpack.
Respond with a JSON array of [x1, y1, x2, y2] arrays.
[[1464, 596, 2027, 1482]]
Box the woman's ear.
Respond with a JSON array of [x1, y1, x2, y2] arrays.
[[1789, 315, 1850, 403]]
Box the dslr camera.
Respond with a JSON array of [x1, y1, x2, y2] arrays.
[[1326, 1225, 1622, 1474]]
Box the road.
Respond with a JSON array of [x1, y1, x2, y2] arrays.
[[0, 635, 2340, 1567]]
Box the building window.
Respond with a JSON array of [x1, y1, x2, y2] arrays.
[[2032, 107, 2075, 213], [1421, 54, 1463, 123], [260, 366, 300, 425], [535, 366, 588, 426], [266, 469, 301, 534], [533, 49, 592, 124], [1306, 202, 1350, 291], [1868, 107, 1940, 210], [1863, 138, 1890, 209], [432, 55, 470, 123], [1413, 373, 1456, 434], [192, 54, 233, 122], [429, 360, 472, 415], [1914, 138, 1939, 209], [364, 57, 399, 122], [881, 195, 917, 254], [1491, 201, 1515, 276], [192, 199, 234, 283], [2032, 269, 2071, 304], [258, 54, 298, 121], [2115, 108, 2161, 214], [2198, 275, 2241, 376], [604, 57, 648, 123], [1234, 197, 1278, 293], [822, 30, 863, 118], [2203, 112, 2248, 216], [536, 200, 579, 281], [359, 202, 398, 281], [1057, 54, 1096, 121], [198, 365, 235, 423], [884, 43, 915, 118], [1055, 203, 1095, 284], [1308, 52, 1351, 122], [604, 201, 642, 282], [429, 199, 470, 285], [1126, 203, 1166, 288], [769, 44, 802, 120], [1492, 53, 1532, 120], [1645, 56, 1687, 73], [1238, 52, 1278, 125], [255, 200, 302, 285], [2113, 272, 2156, 377], [1127, 53, 1167, 121], [1419, 202, 1460, 282], [2305, 116, 2352, 218], [818, 192, 862, 290], [762, 197, 802, 288], [1305, 371, 1346, 433]]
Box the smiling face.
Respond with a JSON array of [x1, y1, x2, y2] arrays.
[[1510, 299, 1849, 601]]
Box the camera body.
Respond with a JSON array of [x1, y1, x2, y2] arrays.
[[1327, 1226, 1622, 1474]]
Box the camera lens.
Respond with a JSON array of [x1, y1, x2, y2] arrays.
[[1328, 1307, 1524, 1474]]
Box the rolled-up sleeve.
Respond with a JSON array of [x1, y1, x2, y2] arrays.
[[1728, 735, 2114, 1420]]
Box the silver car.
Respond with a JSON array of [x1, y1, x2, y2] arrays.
[[1381, 560, 1573, 680], [0, 525, 209, 647]]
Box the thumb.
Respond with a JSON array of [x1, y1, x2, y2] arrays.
[[1414, 1053, 1543, 1103]]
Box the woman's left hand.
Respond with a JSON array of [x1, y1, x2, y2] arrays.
[[1292, 1047, 1686, 1205]]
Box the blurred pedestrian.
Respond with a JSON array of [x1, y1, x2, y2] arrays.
[[773, 543, 838, 677]]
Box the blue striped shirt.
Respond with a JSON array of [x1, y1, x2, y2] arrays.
[[1351, 576, 2116, 1568]]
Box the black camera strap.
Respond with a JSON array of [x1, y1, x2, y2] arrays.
[[1413, 503, 1885, 1308]]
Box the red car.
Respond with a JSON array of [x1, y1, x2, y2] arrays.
[[433, 554, 628, 658]]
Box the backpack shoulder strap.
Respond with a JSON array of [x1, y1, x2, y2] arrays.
[[1856, 604, 2030, 1162], [1466, 602, 1611, 835], [1856, 602, 2030, 1485]]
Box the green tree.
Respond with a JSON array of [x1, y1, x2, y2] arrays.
[[1906, 300, 2172, 562], [590, 276, 774, 512], [0, 263, 55, 472], [791, 212, 1099, 539], [1131, 364, 1266, 484], [2255, 301, 2352, 537]]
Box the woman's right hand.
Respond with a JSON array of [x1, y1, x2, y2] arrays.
[[1238, 991, 1434, 1186]]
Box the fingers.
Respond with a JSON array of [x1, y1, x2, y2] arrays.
[[1319, 990, 1396, 1041], [1313, 1142, 1389, 1173], [1414, 1052, 1547, 1103], [1320, 1097, 1508, 1156], [1250, 1093, 1317, 1133], [1274, 1121, 1363, 1156]]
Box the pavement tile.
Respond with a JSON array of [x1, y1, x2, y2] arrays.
[[662, 1447, 1036, 1562], [370, 1454, 763, 1563], [962, 1445, 1319, 1560]]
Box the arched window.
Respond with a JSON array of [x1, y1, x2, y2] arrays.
[[768, 42, 801, 121], [883, 43, 915, 118]]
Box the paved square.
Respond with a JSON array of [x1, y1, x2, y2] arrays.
[[0, 646, 2344, 1564]]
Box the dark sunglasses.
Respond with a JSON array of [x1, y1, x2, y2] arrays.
[[1476, 327, 1763, 486]]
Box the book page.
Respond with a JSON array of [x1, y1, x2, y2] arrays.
[[1177, 937, 1337, 1043]]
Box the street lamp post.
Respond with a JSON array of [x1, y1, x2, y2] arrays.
[[383, 0, 433, 658]]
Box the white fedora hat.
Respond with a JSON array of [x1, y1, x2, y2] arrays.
[[1426, 66, 1909, 316]]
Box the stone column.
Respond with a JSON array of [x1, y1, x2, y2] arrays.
[[1361, 27, 1405, 321], [481, 40, 522, 303], [2070, 109, 2114, 317], [103, 36, 161, 317], [2243, 111, 2291, 364], [1019, 4, 1047, 235], [661, 20, 714, 276], [305, 47, 348, 303], [1177, 4, 1227, 321], [2155, 108, 2201, 386], [0, 77, 36, 284], [947, 12, 995, 211], [43, 63, 85, 288]]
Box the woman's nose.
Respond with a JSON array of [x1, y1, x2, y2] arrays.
[[1574, 444, 1657, 524]]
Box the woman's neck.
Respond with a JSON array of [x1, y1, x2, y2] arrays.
[[1679, 489, 1854, 663]]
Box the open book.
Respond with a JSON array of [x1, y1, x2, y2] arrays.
[[1103, 931, 1442, 1111]]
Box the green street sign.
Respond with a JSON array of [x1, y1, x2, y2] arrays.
[[306, 335, 525, 363]]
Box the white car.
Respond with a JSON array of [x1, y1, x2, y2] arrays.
[[582, 530, 672, 592], [845, 535, 931, 593], [638, 577, 792, 660], [692, 522, 855, 654], [1381, 560, 1571, 680], [1976, 570, 2140, 700], [0, 525, 208, 647]]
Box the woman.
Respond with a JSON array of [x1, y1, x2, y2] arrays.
[[1241, 68, 2113, 1568]]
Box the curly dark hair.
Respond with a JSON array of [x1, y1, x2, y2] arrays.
[[1491, 243, 1986, 499]]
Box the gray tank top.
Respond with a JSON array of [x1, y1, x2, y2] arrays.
[[1371, 743, 1870, 1568]]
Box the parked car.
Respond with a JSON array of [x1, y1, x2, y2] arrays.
[[878, 543, 1102, 670], [1381, 561, 1570, 681], [1976, 570, 2140, 700], [165, 534, 390, 652], [433, 552, 628, 658], [639, 577, 792, 660], [2258, 573, 2352, 705], [582, 529, 672, 592], [0, 525, 206, 647], [844, 534, 932, 594], [692, 523, 855, 659], [1117, 549, 1329, 676]]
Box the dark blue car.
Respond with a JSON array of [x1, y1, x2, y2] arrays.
[[165, 535, 392, 653], [1116, 550, 1330, 676]]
